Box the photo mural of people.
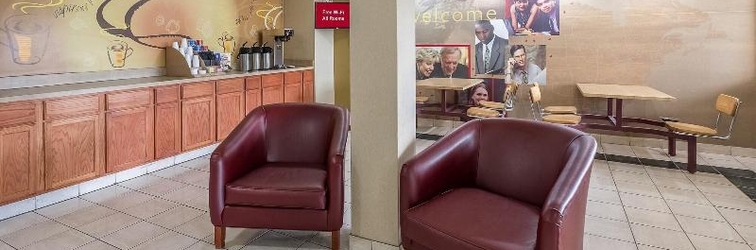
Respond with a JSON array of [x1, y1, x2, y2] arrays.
[[415, 48, 439, 80], [431, 46, 470, 78], [505, 0, 560, 36]]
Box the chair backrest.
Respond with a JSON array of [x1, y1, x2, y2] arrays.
[[474, 119, 592, 207], [261, 103, 348, 166], [529, 85, 543, 120], [716, 94, 740, 117], [713, 94, 742, 139]]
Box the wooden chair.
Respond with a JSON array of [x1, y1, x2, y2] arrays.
[[665, 94, 742, 173], [532, 84, 578, 114], [529, 85, 582, 126]]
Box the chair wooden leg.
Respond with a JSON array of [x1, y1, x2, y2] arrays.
[[687, 137, 697, 174], [331, 230, 340, 250], [668, 136, 676, 156], [214, 226, 225, 249]]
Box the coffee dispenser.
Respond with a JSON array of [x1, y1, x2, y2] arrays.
[[261, 28, 293, 69]]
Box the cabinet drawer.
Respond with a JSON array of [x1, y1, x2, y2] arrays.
[[0, 101, 37, 126], [155, 85, 180, 104], [284, 72, 302, 84], [44, 95, 100, 120], [216, 78, 244, 94], [106, 89, 152, 111], [303, 70, 313, 82], [182, 81, 215, 99], [245, 76, 261, 90], [261, 74, 283, 88]]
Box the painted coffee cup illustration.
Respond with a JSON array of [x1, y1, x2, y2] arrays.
[[107, 40, 133, 68], [217, 31, 235, 53], [0, 15, 50, 65]]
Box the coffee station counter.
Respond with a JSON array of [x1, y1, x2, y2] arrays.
[[0, 66, 313, 103], [0, 65, 315, 206]]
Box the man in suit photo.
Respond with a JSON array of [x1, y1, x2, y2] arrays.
[[474, 19, 509, 101]]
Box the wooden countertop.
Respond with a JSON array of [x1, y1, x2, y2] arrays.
[[0, 67, 313, 103], [576, 83, 676, 101], [416, 78, 483, 91]]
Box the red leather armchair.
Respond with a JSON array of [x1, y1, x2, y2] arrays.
[[400, 119, 596, 250], [210, 103, 349, 249]]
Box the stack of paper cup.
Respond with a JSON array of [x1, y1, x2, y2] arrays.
[[185, 49, 193, 67], [192, 55, 200, 68]]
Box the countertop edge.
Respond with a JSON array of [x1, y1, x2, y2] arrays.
[[0, 67, 313, 103]]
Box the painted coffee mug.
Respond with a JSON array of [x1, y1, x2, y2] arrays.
[[0, 15, 50, 65], [107, 40, 133, 68]]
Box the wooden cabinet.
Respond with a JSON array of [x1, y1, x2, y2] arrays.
[[181, 82, 216, 151], [1, 68, 314, 203], [105, 89, 154, 173], [284, 71, 303, 103], [262, 74, 284, 105], [216, 79, 245, 140], [245, 76, 262, 114], [0, 101, 42, 205], [303, 70, 314, 103], [154, 86, 181, 159], [43, 95, 104, 190]]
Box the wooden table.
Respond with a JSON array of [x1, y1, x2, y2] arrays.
[[577, 84, 701, 173], [416, 78, 483, 118]]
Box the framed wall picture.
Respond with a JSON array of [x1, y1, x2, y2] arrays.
[[415, 44, 472, 80]]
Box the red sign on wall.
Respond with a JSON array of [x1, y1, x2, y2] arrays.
[[315, 2, 350, 29]]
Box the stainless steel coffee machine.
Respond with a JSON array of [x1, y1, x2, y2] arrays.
[[262, 28, 293, 69]]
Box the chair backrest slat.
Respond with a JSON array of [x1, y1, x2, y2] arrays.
[[716, 94, 740, 116], [529, 85, 542, 103]]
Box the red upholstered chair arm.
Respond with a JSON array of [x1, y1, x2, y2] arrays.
[[400, 122, 479, 213], [326, 155, 345, 230], [325, 108, 349, 230], [537, 135, 596, 250], [209, 109, 268, 226]]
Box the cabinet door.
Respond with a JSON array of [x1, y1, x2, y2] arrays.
[[155, 102, 181, 159], [284, 71, 303, 103], [245, 88, 262, 114], [303, 81, 314, 103], [216, 92, 245, 140], [106, 106, 154, 172], [284, 83, 303, 103], [0, 124, 40, 205], [44, 115, 104, 190], [262, 74, 284, 105], [182, 96, 216, 151], [262, 85, 283, 105], [303, 70, 314, 103]]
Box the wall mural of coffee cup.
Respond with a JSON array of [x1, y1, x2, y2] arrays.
[[0, 0, 282, 77], [1, 15, 50, 65], [217, 31, 236, 53], [107, 40, 133, 68]]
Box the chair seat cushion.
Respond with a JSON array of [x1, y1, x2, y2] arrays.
[[543, 114, 581, 125], [416, 96, 430, 104], [225, 163, 327, 209], [666, 121, 718, 136], [403, 188, 540, 250], [544, 105, 578, 114]]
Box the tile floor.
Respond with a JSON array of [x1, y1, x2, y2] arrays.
[[0, 155, 351, 250], [2, 122, 756, 250]]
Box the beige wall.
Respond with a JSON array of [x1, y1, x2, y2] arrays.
[[535, 1, 755, 148], [350, 0, 415, 246], [334, 29, 351, 109]]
